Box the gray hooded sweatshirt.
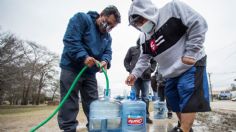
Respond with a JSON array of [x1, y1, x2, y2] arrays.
[[129, 0, 208, 78]]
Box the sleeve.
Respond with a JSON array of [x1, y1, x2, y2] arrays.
[[124, 48, 132, 73], [131, 53, 152, 79], [63, 13, 89, 63], [173, 0, 208, 59], [101, 38, 112, 69]]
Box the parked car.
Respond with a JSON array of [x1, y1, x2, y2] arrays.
[[231, 97, 236, 101], [218, 91, 232, 100], [231, 91, 236, 101]]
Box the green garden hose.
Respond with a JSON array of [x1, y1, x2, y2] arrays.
[[30, 63, 109, 132]]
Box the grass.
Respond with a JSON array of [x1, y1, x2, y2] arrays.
[[0, 104, 87, 132], [0, 100, 154, 113], [0, 105, 56, 115]]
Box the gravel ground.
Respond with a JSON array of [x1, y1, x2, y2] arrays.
[[196, 110, 236, 132]]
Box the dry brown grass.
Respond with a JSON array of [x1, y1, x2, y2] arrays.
[[0, 104, 87, 132]]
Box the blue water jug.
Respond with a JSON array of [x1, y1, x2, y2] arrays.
[[121, 89, 146, 132], [89, 89, 122, 132], [153, 99, 167, 119]]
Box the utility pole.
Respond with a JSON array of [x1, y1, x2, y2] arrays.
[[208, 72, 213, 102]]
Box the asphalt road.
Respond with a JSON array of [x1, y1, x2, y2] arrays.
[[210, 100, 236, 112]]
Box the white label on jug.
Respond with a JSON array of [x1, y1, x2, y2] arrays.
[[127, 115, 144, 125]]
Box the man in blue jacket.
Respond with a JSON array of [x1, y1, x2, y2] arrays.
[[58, 5, 121, 132]]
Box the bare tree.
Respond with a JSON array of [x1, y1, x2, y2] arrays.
[[0, 30, 60, 105], [20, 41, 40, 105], [34, 52, 59, 105], [0, 32, 25, 105]]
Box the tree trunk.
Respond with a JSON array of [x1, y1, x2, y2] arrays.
[[22, 73, 35, 105], [51, 92, 55, 101], [10, 97, 13, 105], [21, 86, 27, 105], [51, 86, 58, 101], [32, 94, 36, 105], [36, 73, 44, 105], [0, 88, 4, 105], [21, 73, 28, 105]]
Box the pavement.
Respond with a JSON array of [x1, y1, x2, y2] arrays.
[[77, 100, 236, 132], [77, 114, 179, 132], [210, 100, 236, 112], [0, 100, 234, 132], [77, 114, 212, 132]]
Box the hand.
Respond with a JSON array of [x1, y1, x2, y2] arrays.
[[98, 61, 107, 73], [125, 74, 136, 86], [182, 56, 196, 65], [84, 56, 96, 67]]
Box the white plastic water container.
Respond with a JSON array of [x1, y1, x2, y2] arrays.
[[89, 89, 122, 132], [121, 89, 146, 132], [153, 100, 167, 119]]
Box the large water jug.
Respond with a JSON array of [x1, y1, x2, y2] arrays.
[[89, 89, 122, 132], [121, 89, 146, 132], [153, 99, 167, 119]]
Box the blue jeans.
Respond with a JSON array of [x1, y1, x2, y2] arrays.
[[132, 78, 150, 117], [58, 69, 98, 132]]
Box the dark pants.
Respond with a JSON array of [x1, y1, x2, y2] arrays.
[[132, 78, 150, 117], [57, 69, 98, 132], [158, 85, 172, 112]]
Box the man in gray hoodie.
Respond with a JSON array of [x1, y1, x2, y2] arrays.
[[125, 0, 211, 132]]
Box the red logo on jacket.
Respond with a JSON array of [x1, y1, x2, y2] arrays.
[[149, 39, 157, 53]]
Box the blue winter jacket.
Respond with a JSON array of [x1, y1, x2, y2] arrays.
[[60, 11, 112, 75]]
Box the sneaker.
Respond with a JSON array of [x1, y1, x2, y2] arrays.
[[146, 117, 153, 124], [190, 128, 193, 132], [168, 112, 173, 119], [171, 121, 181, 131], [171, 121, 193, 132], [170, 127, 183, 132]]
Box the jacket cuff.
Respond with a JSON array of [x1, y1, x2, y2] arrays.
[[131, 71, 140, 79], [184, 50, 197, 60], [80, 54, 89, 63], [102, 59, 111, 69]]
